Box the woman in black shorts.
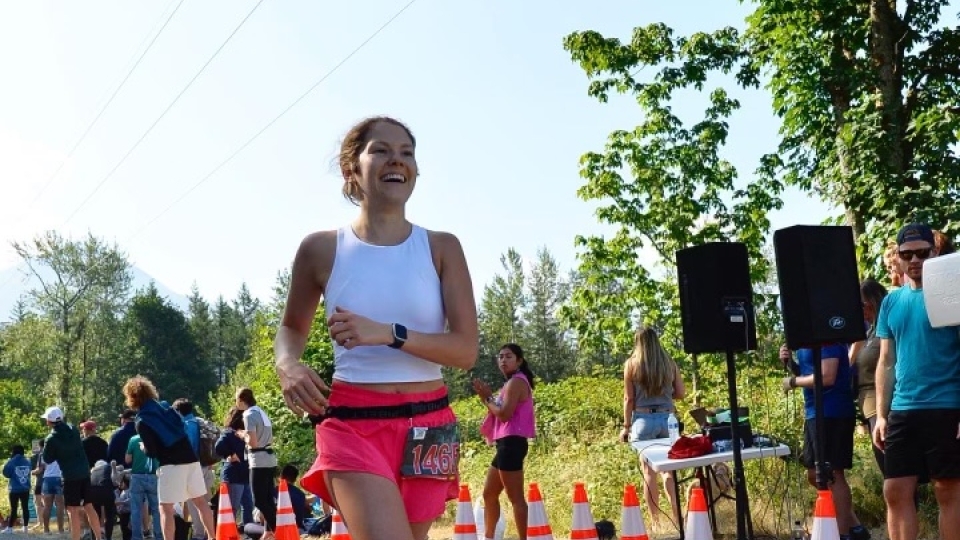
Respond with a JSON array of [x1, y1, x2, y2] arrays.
[[473, 344, 537, 540]]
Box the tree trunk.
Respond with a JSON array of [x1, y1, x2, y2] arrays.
[[691, 354, 701, 408], [60, 315, 71, 407], [870, 0, 910, 182]]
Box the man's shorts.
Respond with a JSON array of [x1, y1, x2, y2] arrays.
[[801, 417, 855, 470], [41, 476, 63, 496], [885, 409, 960, 479], [491, 436, 529, 472], [63, 477, 90, 507], [156, 462, 208, 504], [302, 382, 458, 523]]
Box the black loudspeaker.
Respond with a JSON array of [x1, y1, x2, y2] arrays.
[[676, 242, 757, 354], [773, 225, 866, 350]]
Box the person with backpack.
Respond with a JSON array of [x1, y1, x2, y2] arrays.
[[41, 406, 103, 540], [172, 399, 215, 540], [122, 377, 215, 540]]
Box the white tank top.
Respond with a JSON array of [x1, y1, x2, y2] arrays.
[[324, 225, 445, 383]]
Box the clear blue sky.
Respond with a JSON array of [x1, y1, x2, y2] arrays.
[[0, 0, 837, 305]]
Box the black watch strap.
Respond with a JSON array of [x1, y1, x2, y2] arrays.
[[388, 323, 407, 349]]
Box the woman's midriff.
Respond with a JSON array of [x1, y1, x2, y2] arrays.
[[335, 379, 445, 394]]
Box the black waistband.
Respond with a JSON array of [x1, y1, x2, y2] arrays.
[[249, 447, 274, 454], [309, 395, 449, 425]]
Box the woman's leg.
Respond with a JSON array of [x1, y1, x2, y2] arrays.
[[482, 467, 504, 540], [641, 460, 662, 525], [18, 492, 30, 529], [661, 471, 679, 526], [41, 494, 53, 532], [325, 471, 416, 540], [250, 468, 277, 532], [7, 492, 18, 528], [499, 469, 528, 540]]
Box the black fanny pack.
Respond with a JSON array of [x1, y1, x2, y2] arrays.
[[309, 396, 449, 425]]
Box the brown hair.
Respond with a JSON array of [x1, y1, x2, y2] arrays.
[[338, 116, 416, 205], [934, 230, 955, 255], [223, 407, 244, 430], [236, 387, 256, 407], [122, 376, 159, 409], [883, 241, 903, 287]]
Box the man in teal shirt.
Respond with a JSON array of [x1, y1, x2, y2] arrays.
[[125, 435, 160, 540], [874, 223, 960, 540]]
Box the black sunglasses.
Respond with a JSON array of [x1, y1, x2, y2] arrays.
[[898, 248, 933, 261]]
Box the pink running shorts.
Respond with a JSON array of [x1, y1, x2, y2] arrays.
[[301, 381, 459, 523]]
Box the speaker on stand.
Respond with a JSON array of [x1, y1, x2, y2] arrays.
[[677, 242, 758, 540], [773, 225, 866, 491]]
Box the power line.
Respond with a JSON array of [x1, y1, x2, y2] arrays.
[[24, 0, 186, 212], [131, 0, 418, 238], [0, 0, 414, 298], [59, 0, 266, 229], [0, 0, 185, 296]]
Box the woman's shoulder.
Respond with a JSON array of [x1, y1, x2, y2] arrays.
[[425, 229, 464, 252]]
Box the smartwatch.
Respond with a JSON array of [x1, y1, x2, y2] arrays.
[[388, 323, 408, 349]]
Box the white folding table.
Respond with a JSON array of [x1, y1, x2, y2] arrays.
[[631, 438, 791, 539]]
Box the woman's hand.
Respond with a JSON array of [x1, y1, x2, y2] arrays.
[[619, 427, 630, 443], [472, 378, 493, 402], [276, 358, 330, 416], [326, 306, 392, 349]]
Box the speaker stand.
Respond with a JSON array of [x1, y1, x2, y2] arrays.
[[810, 347, 832, 490], [725, 347, 754, 540]]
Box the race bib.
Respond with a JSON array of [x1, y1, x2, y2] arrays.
[[400, 422, 460, 479]]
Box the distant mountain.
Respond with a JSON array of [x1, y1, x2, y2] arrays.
[[0, 263, 190, 322]]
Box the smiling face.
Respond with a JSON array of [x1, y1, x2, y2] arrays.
[[339, 117, 418, 207]]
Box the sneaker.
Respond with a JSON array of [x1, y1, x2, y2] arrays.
[[22, 527, 29, 534], [0, 528, 13, 534]]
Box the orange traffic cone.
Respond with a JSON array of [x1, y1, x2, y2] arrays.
[[453, 484, 478, 540], [526, 483, 554, 540], [570, 483, 599, 540], [811, 490, 840, 540], [215, 483, 239, 540], [620, 484, 649, 540], [274, 479, 300, 540], [330, 509, 351, 540], [684, 487, 712, 540]]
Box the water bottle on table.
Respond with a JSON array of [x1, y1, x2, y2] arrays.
[[667, 413, 680, 443]]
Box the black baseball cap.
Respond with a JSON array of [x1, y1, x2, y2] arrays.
[[119, 409, 136, 420], [896, 223, 935, 246]]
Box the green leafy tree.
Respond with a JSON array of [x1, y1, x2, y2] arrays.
[[212, 296, 245, 384], [122, 283, 217, 410], [559, 0, 960, 365], [12, 231, 131, 414], [523, 248, 575, 382], [232, 283, 261, 363], [446, 249, 527, 397], [561, 25, 780, 365], [187, 284, 218, 375], [745, 0, 960, 271]]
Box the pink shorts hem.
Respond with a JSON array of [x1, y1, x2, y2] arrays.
[[301, 382, 459, 523]]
